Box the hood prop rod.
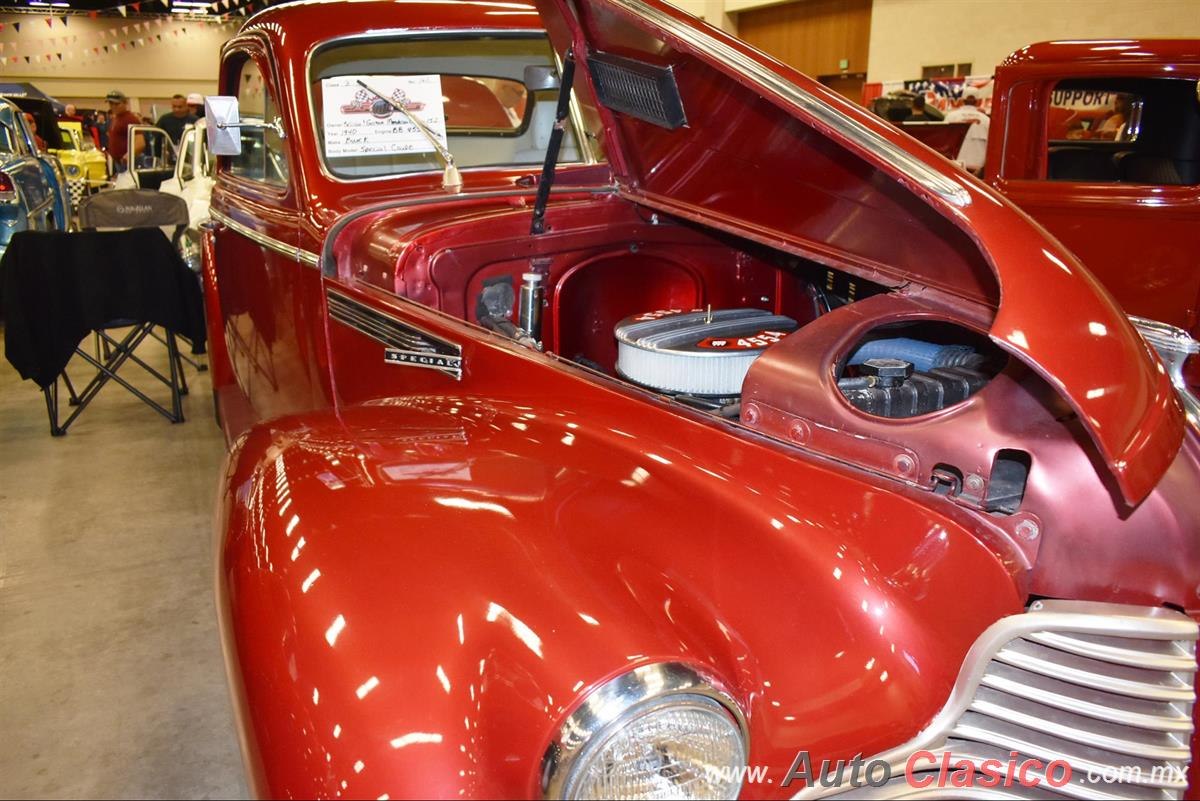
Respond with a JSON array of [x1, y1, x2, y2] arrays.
[[529, 48, 577, 236]]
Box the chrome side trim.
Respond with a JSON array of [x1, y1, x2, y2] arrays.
[[607, 0, 972, 209], [541, 662, 749, 799], [326, 288, 463, 380], [209, 208, 319, 267], [794, 600, 1199, 799]]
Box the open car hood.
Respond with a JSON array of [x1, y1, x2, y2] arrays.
[[539, 0, 1185, 504]]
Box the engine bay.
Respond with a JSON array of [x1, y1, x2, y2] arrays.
[[335, 197, 1044, 519]]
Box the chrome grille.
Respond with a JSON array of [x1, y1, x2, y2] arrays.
[[797, 601, 1197, 800]]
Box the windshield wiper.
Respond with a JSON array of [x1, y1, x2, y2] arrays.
[[355, 79, 462, 192]]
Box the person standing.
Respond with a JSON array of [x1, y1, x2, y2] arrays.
[[944, 89, 990, 175], [156, 94, 197, 145], [105, 89, 143, 171], [187, 92, 206, 119]]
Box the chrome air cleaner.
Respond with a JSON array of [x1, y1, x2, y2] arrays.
[[615, 308, 798, 396]]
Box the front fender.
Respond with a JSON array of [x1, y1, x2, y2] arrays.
[[216, 395, 1023, 799]]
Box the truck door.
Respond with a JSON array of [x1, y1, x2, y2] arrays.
[[992, 75, 1200, 335]]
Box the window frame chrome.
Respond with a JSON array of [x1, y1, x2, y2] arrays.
[[303, 28, 598, 185]]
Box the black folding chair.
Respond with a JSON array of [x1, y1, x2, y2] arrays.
[[77, 189, 208, 375], [0, 222, 207, 436]]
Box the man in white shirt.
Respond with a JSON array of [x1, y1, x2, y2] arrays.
[[944, 90, 990, 175]]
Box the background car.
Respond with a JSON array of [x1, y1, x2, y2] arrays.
[[113, 123, 179, 192], [54, 120, 109, 205], [158, 119, 213, 271], [0, 98, 69, 260]]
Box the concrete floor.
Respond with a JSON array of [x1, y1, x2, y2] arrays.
[[0, 328, 247, 799]]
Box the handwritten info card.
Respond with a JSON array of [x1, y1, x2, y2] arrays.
[[322, 75, 448, 158]]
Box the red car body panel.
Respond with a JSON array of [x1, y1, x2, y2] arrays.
[[988, 39, 1200, 337], [203, 4, 1200, 798]]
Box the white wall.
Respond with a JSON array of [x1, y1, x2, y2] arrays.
[[867, 0, 1200, 83], [0, 12, 237, 115]]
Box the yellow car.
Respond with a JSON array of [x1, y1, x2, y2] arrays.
[[52, 121, 108, 206]]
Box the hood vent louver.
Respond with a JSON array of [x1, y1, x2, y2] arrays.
[[587, 51, 687, 129]]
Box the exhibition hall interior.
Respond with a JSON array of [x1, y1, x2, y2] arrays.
[[1, 0, 1199, 798]]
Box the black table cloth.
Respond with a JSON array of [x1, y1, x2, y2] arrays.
[[1, 227, 206, 389]]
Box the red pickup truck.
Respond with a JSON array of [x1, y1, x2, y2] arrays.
[[987, 40, 1200, 393]]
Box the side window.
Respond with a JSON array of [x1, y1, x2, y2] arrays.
[[1045, 78, 1200, 185], [228, 56, 290, 187]]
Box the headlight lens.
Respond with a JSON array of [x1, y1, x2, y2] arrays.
[[66, 165, 81, 176], [543, 663, 747, 801], [569, 696, 744, 799]]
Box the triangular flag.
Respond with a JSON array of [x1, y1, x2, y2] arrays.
[[13, 22, 21, 32], [89, 11, 98, 19], [24, 56, 31, 63], [131, 2, 141, 11], [122, 25, 130, 34], [56, 53, 62, 61], [0, 23, 4, 32], [117, 6, 128, 17], [45, 17, 53, 28], [103, 45, 110, 52], [94, 47, 100, 54], [163, 0, 171, 8], [60, 15, 68, 26], [134, 22, 142, 32], [156, 34, 162, 41]]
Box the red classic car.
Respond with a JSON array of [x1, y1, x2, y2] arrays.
[[203, 2, 1200, 799], [987, 40, 1200, 393]]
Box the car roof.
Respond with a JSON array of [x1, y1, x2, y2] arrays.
[[1002, 39, 1200, 68], [239, 0, 545, 42]]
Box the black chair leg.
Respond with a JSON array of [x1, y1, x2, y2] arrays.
[[165, 330, 185, 423], [43, 379, 65, 436], [62, 370, 82, 406], [151, 327, 206, 374]]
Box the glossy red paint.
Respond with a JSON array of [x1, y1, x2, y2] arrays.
[[219, 381, 1024, 798], [988, 39, 1200, 337], [204, 3, 1200, 799]]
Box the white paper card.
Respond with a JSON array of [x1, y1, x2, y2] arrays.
[[321, 75, 447, 158]]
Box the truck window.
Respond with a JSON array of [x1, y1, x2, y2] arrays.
[[1045, 78, 1200, 185]]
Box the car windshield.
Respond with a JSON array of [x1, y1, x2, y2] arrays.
[[310, 34, 592, 180], [57, 127, 79, 150]]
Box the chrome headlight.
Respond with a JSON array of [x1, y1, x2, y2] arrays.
[[1130, 315, 1200, 426], [65, 164, 81, 177], [542, 663, 747, 800]]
